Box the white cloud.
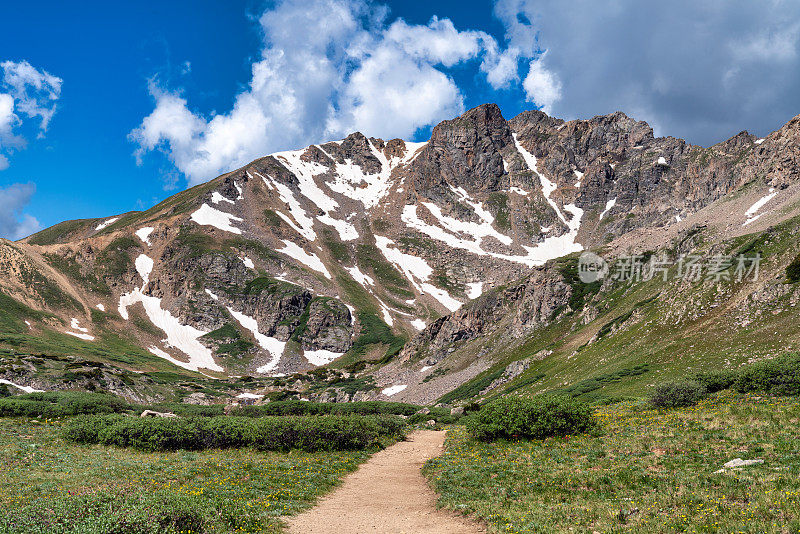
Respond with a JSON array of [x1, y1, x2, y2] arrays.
[[0, 60, 62, 169], [131, 0, 530, 186], [496, 0, 800, 144], [1, 60, 62, 132], [522, 54, 562, 114], [0, 182, 41, 240]]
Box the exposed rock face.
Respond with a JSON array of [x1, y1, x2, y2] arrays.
[[413, 103, 513, 196], [299, 298, 353, 352], [400, 266, 570, 365]]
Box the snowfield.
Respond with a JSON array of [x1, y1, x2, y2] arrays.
[[374, 235, 462, 312], [599, 197, 617, 220], [304, 348, 344, 366], [95, 217, 119, 231], [0, 379, 43, 393], [211, 191, 234, 205], [345, 265, 374, 287], [119, 254, 223, 373], [190, 204, 243, 234], [466, 282, 484, 299], [743, 188, 777, 226], [226, 307, 286, 375], [65, 318, 94, 341], [135, 227, 154, 245], [381, 384, 407, 396], [277, 240, 331, 279]]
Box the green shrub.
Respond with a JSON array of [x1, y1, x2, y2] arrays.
[[733, 353, 800, 395], [466, 395, 595, 441], [649, 380, 707, 408], [64, 414, 406, 452], [407, 406, 461, 425], [231, 400, 420, 417], [693, 369, 737, 392], [786, 253, 800, 283], [0, 391, 130, 418]]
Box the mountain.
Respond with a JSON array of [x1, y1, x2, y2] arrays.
[[2, 103, 800, 405]]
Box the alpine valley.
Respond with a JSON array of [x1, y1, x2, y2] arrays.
[[3, 103, 800, 406]]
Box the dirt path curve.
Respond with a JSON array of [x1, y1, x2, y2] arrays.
[[286, 430, 485, 534]]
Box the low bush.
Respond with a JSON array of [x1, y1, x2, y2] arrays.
[[231, 400, 420, 417], [0, 391, 130, 418], [692, 369, 737, 393], [733, 353, 800, 395], [64, 414, 406, 452], [649, 380, 707, 408], [786, 253, 800, 283], [407, 406, 461, 426], [466, 395, 595, 442]]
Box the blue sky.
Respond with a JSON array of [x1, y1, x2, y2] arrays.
[[2, 0, 800, 238]]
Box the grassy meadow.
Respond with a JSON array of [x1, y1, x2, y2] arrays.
[[426, 392, 800, 533], [0, 417, 371, 533]]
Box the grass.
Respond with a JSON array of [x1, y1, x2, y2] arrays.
[[426, 392, 800, 533], [0, 417, 371, 533]]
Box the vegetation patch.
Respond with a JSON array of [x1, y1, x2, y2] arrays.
[[786, 252, 800, 283], [201, 323, 254, 358], [486, 192, 510, 230], [466, 395, 596, 441], [243, 276, 305, 298], [557, 364, 650, 398], [0, 417, 368, 533], [356, 243, 413, 298], [557, 256, 602, 313], [349, 311, 405, 362], [426, 393, 800, 532], [97, 236, 141, 277], [649, 379, 707, 408], [438, 368, 505, 405], [26, 219, 91, 245], [64, 413, 406, 452]]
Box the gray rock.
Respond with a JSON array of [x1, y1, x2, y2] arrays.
[[140, 410, 177, 418]]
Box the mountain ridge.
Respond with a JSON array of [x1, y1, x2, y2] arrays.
[[3, 102, 800, 405]]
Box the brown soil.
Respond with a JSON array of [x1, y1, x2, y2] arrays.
[[286, 430, 486, 534]]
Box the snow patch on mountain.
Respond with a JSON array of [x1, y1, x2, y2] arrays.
[[190, 204, 243, 234], [95, 217, 119, 231], [382, 384, 407, 396], [0, 379, 43, 394], [744, 189, 777, 226], [277, 240, 331, 279], [374, 235, 462, 311], [346, 265, 374, 287], [466, 282, 484, 299], [599, 198, 617, 220], [211, 191, 234, 205], [254, 171, 317, 241], [118, 254, 222, 373], [135, 227, 154, 245], [304, 348, 344, 366], [227, 307, 286, 375]]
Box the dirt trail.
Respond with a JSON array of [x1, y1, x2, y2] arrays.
[[286, 430, 485, 534]]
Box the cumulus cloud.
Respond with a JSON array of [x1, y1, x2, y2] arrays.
[[0, 60, 62, 169], [131, 0, 531, 186], [495, 0, 800, 144], [0, 182, 41, 240], [522, 54, 561, 114]]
